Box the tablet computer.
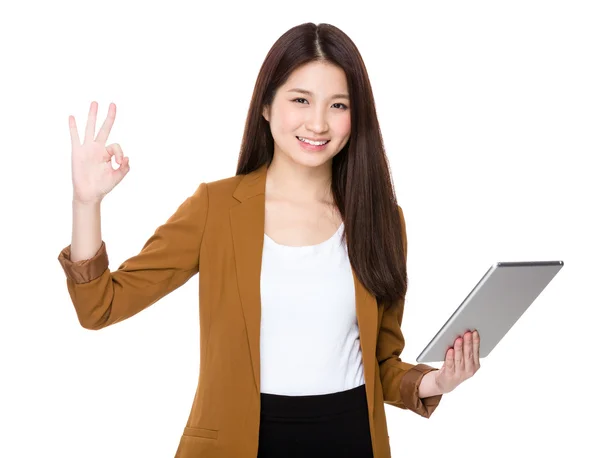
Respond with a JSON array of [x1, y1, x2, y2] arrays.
[[416, 261, 564, 363]]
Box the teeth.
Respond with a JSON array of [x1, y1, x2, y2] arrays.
[[298, 137, 328, 146]]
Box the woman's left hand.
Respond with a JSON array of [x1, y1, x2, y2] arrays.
[[434, 330, 481, 394]]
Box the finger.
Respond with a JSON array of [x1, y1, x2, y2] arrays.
[[95, 103, 116, 145], [444, 347, 455, 374], [464, 331, 474, 375], [106, 143, 124, 164], [454, 337, 464, 371], [114, 156, 130, 180], [84, 101, 98, 144], [473, 330, 481, 369], [69, 115, 81, 149]]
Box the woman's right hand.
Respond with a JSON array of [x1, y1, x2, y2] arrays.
[[70, 101, 130, 204]]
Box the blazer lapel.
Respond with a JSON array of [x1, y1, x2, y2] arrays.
[[230, 165, 268, 396], [229, 164, 377, 419]]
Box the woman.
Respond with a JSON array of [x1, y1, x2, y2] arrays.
[[58, 22, 480, 458]]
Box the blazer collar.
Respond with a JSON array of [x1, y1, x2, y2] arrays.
[[229, 162, 378, 419], [232, 163, 269, 202]]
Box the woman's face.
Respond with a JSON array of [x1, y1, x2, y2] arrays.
[[262, 61, 351, 169]]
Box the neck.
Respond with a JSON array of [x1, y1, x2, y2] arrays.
[[266, 153, 334, 204]]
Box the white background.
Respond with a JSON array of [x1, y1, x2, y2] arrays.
[[1, 1, 598, 457]]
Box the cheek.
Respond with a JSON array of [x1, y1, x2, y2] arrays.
[[333, 114, 351, 137], [270, 103, 302, 133], [278, 110, 304, 132]]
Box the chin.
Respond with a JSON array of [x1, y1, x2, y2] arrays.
[[289, 151, 335, 169], [273, 138, 340, 169]]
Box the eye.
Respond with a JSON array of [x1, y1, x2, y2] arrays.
[[332, 103, 349, 110], [292, 98, 348, 110]]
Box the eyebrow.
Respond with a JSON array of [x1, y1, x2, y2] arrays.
[[286, 88, 350, 101]]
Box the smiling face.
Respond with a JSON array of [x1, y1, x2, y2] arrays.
[[262, 60, 352, 170]]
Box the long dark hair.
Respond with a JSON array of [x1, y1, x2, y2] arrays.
[[236, 22, 407, 312]]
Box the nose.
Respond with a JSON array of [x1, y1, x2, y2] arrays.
[[304, 106, 329, 134]]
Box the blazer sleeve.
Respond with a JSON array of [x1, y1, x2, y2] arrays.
[[57, 182, 209, 330], [376, 205, 443, 418]]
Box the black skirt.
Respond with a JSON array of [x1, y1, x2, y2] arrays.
[[257, 383, 374, 458]]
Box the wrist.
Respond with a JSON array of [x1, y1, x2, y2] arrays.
[[418, 370, 445, 398], [73, 197, 102, 207]]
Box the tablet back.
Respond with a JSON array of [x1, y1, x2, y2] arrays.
[[416, 261, 564, 363]]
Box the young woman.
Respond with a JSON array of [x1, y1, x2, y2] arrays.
[[58, 22, 480, 458]]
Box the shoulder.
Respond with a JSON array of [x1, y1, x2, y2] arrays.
[[191, 173, 247, 217], [185, 173, 245, 199], [396, 204, 406, 224], [204, 173, 245, 197]]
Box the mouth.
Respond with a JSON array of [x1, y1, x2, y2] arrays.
[[296, 136, 330, 151]]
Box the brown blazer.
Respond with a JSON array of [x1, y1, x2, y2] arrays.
[[58, 163, 442, 458]]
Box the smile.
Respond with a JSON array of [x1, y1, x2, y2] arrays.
[[296, 136, 330, 146]]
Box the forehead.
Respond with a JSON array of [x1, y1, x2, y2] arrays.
[[282, 61, 348, 94]]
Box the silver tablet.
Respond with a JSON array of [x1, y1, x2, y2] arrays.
[[416, 261, 564, 363]]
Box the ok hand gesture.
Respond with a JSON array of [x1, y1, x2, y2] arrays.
[[70, 101, 130, 204]]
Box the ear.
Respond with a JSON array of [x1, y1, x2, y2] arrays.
[[262, 105, 270, 122]]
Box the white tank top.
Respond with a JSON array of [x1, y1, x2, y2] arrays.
[[259, 222, 365, 395]]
